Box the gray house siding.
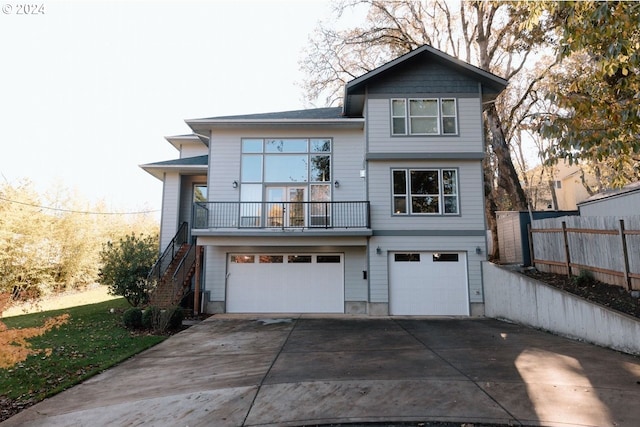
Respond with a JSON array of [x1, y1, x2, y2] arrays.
[[367, 97, 483, 153], [179, 175, 207, 228], [366, 58, 481, 95], [367, 160, 485, 231], [159, 172, 180, 252], [579, 189, 640, 217]]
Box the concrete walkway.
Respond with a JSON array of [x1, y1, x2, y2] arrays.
[[3, 316, 640, 427]]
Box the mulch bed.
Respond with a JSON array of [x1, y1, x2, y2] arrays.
[[520, 269, 640, 319]]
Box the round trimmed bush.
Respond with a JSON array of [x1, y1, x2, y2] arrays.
[[122, 307, 142, 329], [142, 306, 160, 330], [168, 306, 184, 330]]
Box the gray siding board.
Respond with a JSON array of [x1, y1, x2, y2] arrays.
[[580, 192, 640, 217], [368, 160, 485, 230], [366, 59, 480, 94], [179, 175, 207, 227], [367, 98, 483, 153]]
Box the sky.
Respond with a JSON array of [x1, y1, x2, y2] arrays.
[[0, 0, 361, 216]]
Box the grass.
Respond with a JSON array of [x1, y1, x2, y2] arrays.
[[0, 298, 167, 408]]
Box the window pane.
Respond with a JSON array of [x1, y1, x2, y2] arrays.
[[394, 196, 407, 214], [442, 170, 457, 194], [310, 155, 330, 181], [242, 139, 263, 153], [412, 196, 439, 213], [288, 255, 312, 263], [241, 155, 262, 182], [310, 184, 330, 202], [317, 255, 341, 263], [393, 170, 406, 195], [433, 253, 459, 262], [442, 117, 457, 134], [264, 155, 307, 182], [441, 99, 456, 116], [392, 117, 406, 134], [444, 196, 458, 214], [311, 139, 331, 152], [265, 139, 307, 153], [392, 99, 406, 116], [409, 99, 437, 116], [410, 170, 439, 194], [411, 117, 438, 134], [394, 253, 420, 262], [230, 255, 254, 263], [259, 255, 283, 263], [193, 185, 207, 202]]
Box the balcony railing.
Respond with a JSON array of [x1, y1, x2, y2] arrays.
[[193, 201, 370, 230]]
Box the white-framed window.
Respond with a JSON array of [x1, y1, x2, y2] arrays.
[[391, 98, 458, 136], [392, 168, 459, 215]]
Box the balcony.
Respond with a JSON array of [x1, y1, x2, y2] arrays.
[[192, 201, 370, 231]]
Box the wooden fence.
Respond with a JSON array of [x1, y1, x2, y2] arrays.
[[529, 216, 640, 291]]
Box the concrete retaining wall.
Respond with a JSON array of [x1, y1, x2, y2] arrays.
[[483, 261, 640, 355]]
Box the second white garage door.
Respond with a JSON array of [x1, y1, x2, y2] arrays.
[[389, 252, 469, 316], [226, 253, 344, 313]]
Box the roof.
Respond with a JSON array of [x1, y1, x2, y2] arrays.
[[578, 181, 640, 205], [343, 44, 508, 116], [186, 107, 363, 134], [139, 155, 208, 180], [165, 134, 208, 150]]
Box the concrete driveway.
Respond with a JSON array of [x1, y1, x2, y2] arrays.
[[3, 316, 640, 427]]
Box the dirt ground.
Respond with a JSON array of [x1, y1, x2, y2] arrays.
[[1, 285, 118, 318]]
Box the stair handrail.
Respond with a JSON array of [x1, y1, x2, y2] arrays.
[[148, 222, 189, 281], [170, 244, 197, 304]]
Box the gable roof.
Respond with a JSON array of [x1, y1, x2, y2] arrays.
[[343, 44, 508, 116]]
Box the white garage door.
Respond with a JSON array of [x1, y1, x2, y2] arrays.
[[389, 252, 469, 316], [227, 253, 344, 313]]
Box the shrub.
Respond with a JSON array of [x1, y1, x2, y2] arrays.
[[98, 233, 158, 307], [573, 270, 595, 287], [122, 307, 143, 329], [168, 306, 184, 330], [142, 306, 160, 330]]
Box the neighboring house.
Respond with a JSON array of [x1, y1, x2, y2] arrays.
[[525, 161, 595, 211], [140, 45, 507, 316], [578, 181, 640, 217]]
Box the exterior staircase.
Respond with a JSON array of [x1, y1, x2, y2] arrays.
[[147, 223, 198, 308]]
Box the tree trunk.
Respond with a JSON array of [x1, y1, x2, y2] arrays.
[[484, 104, 528, 211]]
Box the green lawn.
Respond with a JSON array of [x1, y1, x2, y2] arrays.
[[0, 298, 167, 406]]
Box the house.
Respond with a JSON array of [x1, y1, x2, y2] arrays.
[[140, 45, 508, 316], [524, 161, 596, 211], [578, 181, 640, 217]]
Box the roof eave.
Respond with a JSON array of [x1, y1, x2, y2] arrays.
[[186, 118, 365, 133], [139, 164, 208, 181]]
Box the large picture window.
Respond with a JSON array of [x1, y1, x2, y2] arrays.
[[392, 168, 459, 215], [391, 98, 458, 136]]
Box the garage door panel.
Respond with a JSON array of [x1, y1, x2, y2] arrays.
[[390, 252, 469, 316], [227, 254, 344, 313]]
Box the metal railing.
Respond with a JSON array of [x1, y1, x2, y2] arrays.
[[193, 201, 370, 230], [148, 221, 189, 281]]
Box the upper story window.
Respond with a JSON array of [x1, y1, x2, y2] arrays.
[[391, 98, 458, 136], [392, 168, 459, 215]]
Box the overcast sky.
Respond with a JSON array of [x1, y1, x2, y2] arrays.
[[0, 0, 358, 215]]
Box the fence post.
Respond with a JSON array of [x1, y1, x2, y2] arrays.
[[619, 219, 632, 291], [528, 223, 535, 268], [562, 221, 572, 278]]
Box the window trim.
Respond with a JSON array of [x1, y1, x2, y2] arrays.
[[390, 98, 459, 136], [391, 168, 460, 216]]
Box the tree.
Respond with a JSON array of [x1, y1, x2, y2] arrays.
[[537, 1, 640, 187], [98, 233, 158, 307], [300, 0, 556, 257]]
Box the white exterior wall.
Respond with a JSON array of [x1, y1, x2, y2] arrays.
[[180, 144, 208, 159], [159, 172, 181, 252], [367, 97, 483, 153]]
